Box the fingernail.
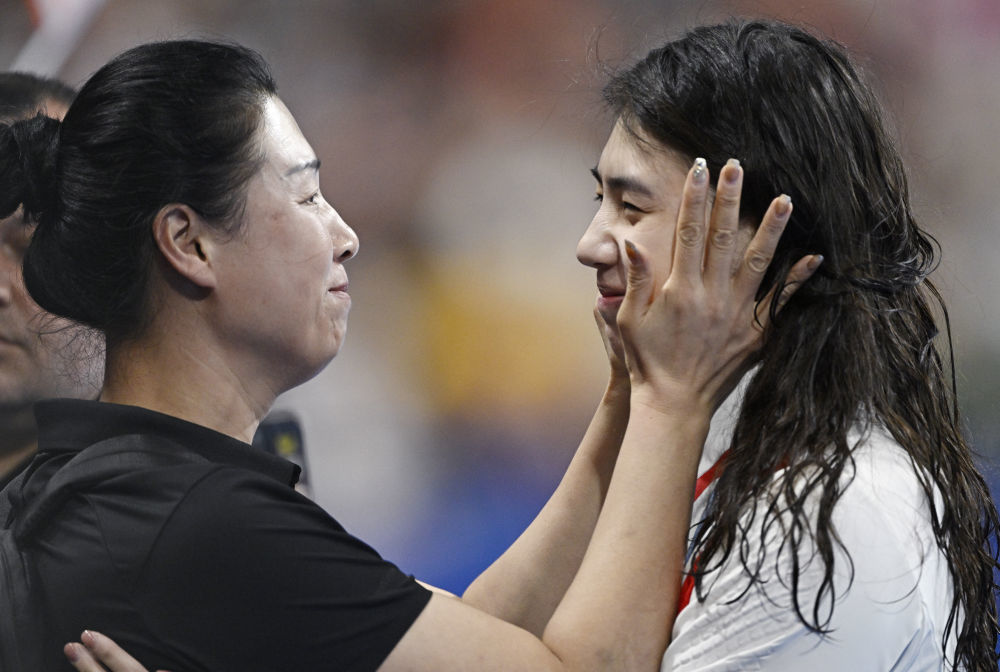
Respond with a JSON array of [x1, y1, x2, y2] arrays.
[[808, 254, 824, 271], [82, 630, 96, 648], [775, 194, 792, 217], [724, 158, 741, 184], [65, 643, 80, 663], [624, 239, 639, 263], [692, 157, 707, 184]]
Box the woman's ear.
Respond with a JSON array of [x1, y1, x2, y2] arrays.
[[151, 204, 218, 289]]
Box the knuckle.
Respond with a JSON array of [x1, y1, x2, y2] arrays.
[[760, 216, 786, 236], [745, 251, 772, 274], [677, 222, 704, 247], [711, 229, 736, 250], [777, 282, 798, 305], [715, 191, 741, 209]]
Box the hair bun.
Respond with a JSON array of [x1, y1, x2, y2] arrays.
[[0, 113, 61, 222]]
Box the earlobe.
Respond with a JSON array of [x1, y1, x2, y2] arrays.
[[151, 204, 218, 289]]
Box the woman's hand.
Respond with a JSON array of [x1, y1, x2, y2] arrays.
[[593, 304, 630, 388], [64, 631, 166, 672], [617, 158, 820, 416]]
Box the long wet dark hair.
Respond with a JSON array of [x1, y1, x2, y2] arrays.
[[604, 19, 999, 670]]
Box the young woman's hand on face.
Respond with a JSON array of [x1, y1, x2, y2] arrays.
[[64, 631, 167, 672], [593, 304, 630, 387], [616, 158, 821, 417]]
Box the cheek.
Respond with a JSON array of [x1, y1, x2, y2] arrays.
[[636, 222, 677, 286]]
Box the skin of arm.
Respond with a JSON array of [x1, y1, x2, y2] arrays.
[[381, 402, 709, 671], [461, 373, 630, 635]]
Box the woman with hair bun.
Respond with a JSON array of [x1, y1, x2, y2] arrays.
[[1, 37, 812, 672]]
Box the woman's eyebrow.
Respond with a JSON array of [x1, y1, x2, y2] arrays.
[[285, 158, 321, 177], [590, 166, 654, 197]]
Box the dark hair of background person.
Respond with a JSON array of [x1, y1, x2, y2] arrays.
[[0, 72, 75, 122], [602, 19, 999, 671], [0, 40, 277, 348]]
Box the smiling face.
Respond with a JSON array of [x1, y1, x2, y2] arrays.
[[576, 120, 693, 358], [207, 96, 358, 392]]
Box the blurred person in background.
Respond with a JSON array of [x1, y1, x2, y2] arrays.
[[2, 37, 812, 672], [0, 72, 101, 487]]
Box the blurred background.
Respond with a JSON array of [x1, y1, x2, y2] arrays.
[[2, 0, 998, 594]]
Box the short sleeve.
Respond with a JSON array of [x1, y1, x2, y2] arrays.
[[133, 467, 431, 672]]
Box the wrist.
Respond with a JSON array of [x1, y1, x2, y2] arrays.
[[629, 382, 712, 425], [604, 371, 631, 400]]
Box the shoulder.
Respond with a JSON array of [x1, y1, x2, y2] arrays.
[[156, 464, 355, 553], [665, 425, 953, 671], [829, 426, 954, 638], [29, 435, 431, 670], [137, 465, 431, 669], [833, 425, 944, 581]]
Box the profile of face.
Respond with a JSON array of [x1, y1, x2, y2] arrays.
[[577, 120, 753, 359], [0, 100, 100, 412], [205, 97, 359, 391], [0, 211, 99, 409]]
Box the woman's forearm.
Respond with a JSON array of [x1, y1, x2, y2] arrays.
[[461, 377, 629, 635], [541, 395, 709, 667]]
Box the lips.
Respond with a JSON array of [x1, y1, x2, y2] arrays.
[[328, 274, 349, 293], [597, 283, 625, 299], [595, 281, 625, 320]]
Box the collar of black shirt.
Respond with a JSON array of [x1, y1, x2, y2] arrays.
[[33, 398, 300, 487]]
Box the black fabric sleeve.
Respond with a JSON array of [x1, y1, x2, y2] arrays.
[[131, 468, 431, 672]]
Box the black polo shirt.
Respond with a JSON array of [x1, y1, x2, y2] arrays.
[[20, 399, 431, 671]]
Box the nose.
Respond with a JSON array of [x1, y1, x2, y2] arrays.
[[330, 209, 359, 263], [576, 212, 618, 269]]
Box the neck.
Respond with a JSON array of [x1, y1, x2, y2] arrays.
[[0, 404, 38, 478], [101, 329, 275, 444]]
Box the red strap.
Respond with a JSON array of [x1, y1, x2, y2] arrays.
[[693, 449, 730, 501], [678, 452, 789, 613], [23, 0, 41, 28], [678, 565, 698, 613], [678, 449, 730, 613]]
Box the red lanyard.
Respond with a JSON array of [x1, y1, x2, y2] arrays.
[[677, 451, 788, 613], [677, 449, 730, 612]]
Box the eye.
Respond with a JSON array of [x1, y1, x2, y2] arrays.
[[622, 201, 643, 213], [302, 192, 320, 205], [593, 193, 603, 203]]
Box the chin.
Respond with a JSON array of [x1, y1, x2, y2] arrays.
[[273, 341, 343, 395]]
